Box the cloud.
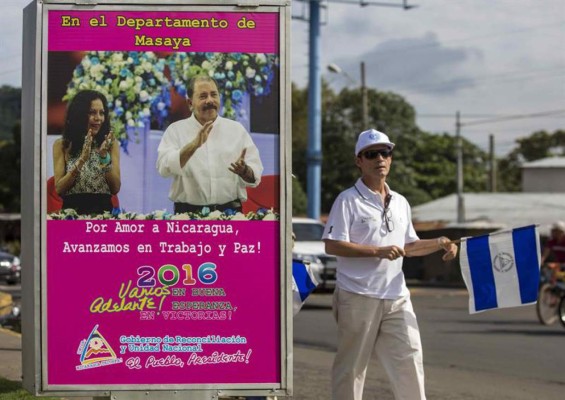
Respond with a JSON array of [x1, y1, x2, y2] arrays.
[[332, 32, 483, 96]]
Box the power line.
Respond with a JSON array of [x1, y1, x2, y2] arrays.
[[294, 0, 414, 8], [320, 0, 416, 9], [419, 113, 565, 119], [460, 109, 565, 127], [419, 114, 511, 119]]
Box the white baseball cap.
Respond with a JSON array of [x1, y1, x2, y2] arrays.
[[355, 129, 395, 156], [552, 221, 565, 232]]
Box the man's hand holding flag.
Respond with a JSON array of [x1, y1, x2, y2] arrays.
[[408, 225, 541, 314]]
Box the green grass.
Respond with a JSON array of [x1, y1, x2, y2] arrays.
[[0, 378, 61, 400]]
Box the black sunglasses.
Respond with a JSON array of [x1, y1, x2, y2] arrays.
[[361, 149, 393, 160]]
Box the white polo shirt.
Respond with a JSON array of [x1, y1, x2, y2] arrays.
[[322, 178, 419, 299]]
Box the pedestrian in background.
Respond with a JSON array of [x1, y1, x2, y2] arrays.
[[322, 129, 458, 400], [541, 220, 565, 264]]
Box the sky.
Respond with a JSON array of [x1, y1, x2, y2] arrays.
[[2, 0, 564, 155]]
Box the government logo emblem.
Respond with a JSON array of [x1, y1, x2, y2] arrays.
[[76, 325, 123, 370], [493, 252, 514, 273]]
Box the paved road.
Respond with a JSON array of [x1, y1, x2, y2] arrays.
[[294, 288, 565, 399]]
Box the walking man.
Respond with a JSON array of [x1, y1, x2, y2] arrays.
[[322, 129, 458, 400]]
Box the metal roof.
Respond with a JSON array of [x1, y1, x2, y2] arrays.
[[412, 192, 565, 236], [0, 214, 20, 221], [522, 157, 565, 168]]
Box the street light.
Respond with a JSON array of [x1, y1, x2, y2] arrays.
[[327, 62, 369, 129], [455, 111, 464, 223], [327, 63, 356, 84]]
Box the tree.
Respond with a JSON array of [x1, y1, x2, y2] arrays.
[[291, 82, 309, 187], [0, 86, 21, 212], [318, 87, 425, 211], [291, 82, 338, 190], [291, 83, 489, 214], [0, 86, 21, 141], [320, 86, 488, 211], [0, 121, 21, 212], [498, 129, 565, 192], [409, 131, 488, 198], [292, 177, 308, 216]]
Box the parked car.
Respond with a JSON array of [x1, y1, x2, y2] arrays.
[[292, 217, 337, 290], [0, 250, 21, 285]]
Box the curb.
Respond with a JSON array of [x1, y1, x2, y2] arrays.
[[0, 326, 21, 337]]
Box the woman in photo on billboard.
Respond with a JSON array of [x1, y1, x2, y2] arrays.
[[52, 90, 121, 215]]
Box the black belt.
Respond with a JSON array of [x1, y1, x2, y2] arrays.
[[174, 199, 242, 214]]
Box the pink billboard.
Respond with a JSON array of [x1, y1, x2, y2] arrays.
[[44, 5, 284, 391], [47, 220, 280, 385]]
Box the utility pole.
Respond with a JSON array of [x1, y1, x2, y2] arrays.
[[489, 134, 497, 192], [361, 61, 368, 128], [456, 111, 465, 223]]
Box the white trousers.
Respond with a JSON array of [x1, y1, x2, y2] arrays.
[[331, 288, 426, 400]]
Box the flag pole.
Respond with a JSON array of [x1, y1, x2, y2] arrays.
[[440, 224, 541, 248], [452, 224, 540, 245], [403, 238, 461, 255]]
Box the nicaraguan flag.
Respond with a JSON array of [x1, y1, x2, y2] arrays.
[[292, 259, 319, 316], [459, 225, 541, 314]]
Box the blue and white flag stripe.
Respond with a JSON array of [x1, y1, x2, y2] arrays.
[[460, 225, 541, 314], [292, 260, 319, 316]]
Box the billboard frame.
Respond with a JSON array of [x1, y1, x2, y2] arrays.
[[21, 0, 293, 397]]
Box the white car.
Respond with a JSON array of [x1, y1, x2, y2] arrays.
[[0, 251, 21, 285], [292, 217, 337, 290]]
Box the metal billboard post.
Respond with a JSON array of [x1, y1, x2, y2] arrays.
[[456, 110, 465, 223]]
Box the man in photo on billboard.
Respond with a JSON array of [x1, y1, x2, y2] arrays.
[[322, 129, 458, 400], [156, 74, 263, 214]]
